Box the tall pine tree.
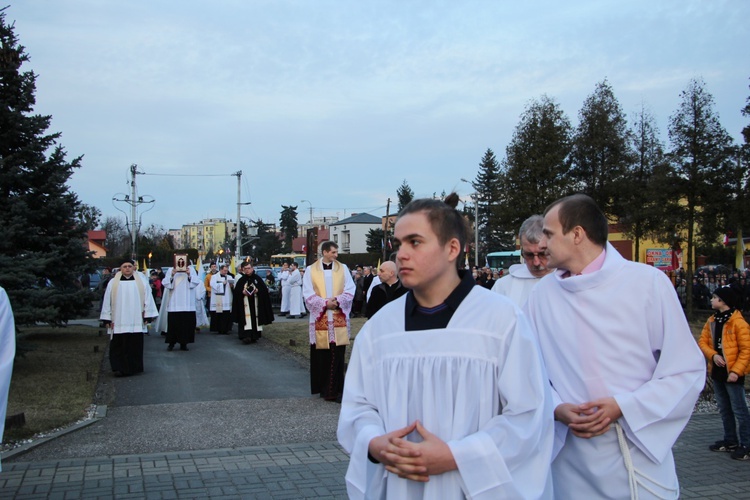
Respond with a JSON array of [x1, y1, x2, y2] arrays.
[[0, 10, 93, 325], [570, 80, 632, 217], [469, 149, 506, 257], [620, 105, 675, 261], [668, 77, 735, 316], [279, 205, 298, 251], [396, 180, 414, 213], [498, 95, 574, 233]]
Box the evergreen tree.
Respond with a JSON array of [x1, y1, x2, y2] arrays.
[[254, 220, 282, 264], [570, 80, 632, 216], [668, 78, 736, 316], [279, 205, 298, 250], [366, 228, 385, 254], [469, 149, 506, 257], [0, 10, 93, 325], [396, 180, 414, 213], [620, 105, 676, 261], [498, 95, 574, 233]]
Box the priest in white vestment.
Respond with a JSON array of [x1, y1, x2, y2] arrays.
[[210, 265, 235, 334], [161, 264, 201, 351], [100, 259, 158, 375], [492, 215, 553, 307], [525, 194, 704, 499], [338, 195, 554, 499], [303, 241, 356, 401]]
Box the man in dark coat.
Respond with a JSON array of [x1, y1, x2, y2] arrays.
[[232, 261, 274, 344], [366, 261, 408, 318]]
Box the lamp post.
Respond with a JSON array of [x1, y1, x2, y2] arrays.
[[460, 179, 479, 267], [301, 200, 313, 225]]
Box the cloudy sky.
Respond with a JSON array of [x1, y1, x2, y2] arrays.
[[7, 1, 749, 231]]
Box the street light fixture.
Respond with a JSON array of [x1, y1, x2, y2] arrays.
[[460, 178, 479, 267], [301, 200, 313, 225]]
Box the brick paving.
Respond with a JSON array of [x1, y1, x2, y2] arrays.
[[2, 413, 750, 499]]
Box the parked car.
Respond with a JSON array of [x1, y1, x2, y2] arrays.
[[253, 266, 281, 307]]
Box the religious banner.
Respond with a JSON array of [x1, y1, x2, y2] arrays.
[[173, 253, 189, 272]]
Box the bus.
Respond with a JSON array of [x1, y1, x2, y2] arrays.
[[270, 253, 307, 269], [486, 250, 521, 271]]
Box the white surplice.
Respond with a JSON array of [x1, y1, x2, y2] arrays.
[[490, 263, 543, 307], [100, 273, 158, 334], [524, 243, 704, 499], [161, 267, 201, 312], [209, 273, 235, 312], [338, 286, 554, 499], [287, 269, 303, 316]]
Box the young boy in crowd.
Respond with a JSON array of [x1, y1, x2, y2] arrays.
[[698, 285, 750, 460]]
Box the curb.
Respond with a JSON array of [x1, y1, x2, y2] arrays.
[[1, 405, 108, 462]]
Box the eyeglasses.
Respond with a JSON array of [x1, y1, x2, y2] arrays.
[[522, 251, 547, 261]]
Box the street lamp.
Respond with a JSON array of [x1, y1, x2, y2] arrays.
[[460, 179, 479, 267], [301, 200, 313, 225]]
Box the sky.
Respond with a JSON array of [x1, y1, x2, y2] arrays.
[[6, 1, 749, 231]]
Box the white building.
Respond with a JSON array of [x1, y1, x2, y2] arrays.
[[329, 213, 382, 254]]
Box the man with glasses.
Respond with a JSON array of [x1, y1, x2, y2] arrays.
[[492, 215, 553, 306]]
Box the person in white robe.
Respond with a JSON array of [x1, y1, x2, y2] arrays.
[[100, 259, 158, 375], [287, 262, 303, 318], [161, 263, 200, 351], [302, 241, 356, 401], [338, 194, 554, 499], [278, 262, 291, 316], [194, 277, 209, 330], [525, 194, 704, 499], [210, 264, 235, 334], [0, 286, 16, 472], [492, 214, 554, 307]]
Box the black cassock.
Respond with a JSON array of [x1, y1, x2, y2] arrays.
[[232, 272, 274, 342]]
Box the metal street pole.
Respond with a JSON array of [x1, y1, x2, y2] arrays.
[[233, 171, 242, 260]]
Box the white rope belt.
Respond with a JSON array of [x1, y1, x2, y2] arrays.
[[615, 422, 677, 500]]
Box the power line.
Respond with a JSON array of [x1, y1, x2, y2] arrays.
[[140, 172, 237, 177]]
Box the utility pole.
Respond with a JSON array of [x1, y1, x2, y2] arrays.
[[234, 171, 242, 260], [113, 164, 154, 262], [382, 198, 391, 263]]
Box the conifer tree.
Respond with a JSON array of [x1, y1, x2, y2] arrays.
[[279, 205, 298, 250], [570, 80, 632, 217], [396, 180, 414, 213], [468, 149, 507, 256], [498, 95, 574, 233], [668, 78, 735, 316], [0, 10, 93, 325], [620, 105, 675, 261]]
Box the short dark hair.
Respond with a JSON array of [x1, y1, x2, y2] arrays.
[[544, 194, 608, 247], [397, 193, 470, 269], [321, 241, 338, 253]]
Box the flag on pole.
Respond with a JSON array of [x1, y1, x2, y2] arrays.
[[736, 228, 744, 270], [196, 255, 202, 274], [376, 258, 381, 272], [141, 258, 148, 272], [230, 256, 237, 276]]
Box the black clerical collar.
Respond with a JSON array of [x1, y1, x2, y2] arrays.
[[404, 270, 475, 331], [322, 262, 333, 270], [120, 275, 135, 281]]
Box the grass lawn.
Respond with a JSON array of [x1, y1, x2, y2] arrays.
[[262, 316, 368, 364], [4, 325, 109, 443]]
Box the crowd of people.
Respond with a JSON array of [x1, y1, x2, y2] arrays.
[[88, 192, 750, 498], [672, 267, 750, 311]]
